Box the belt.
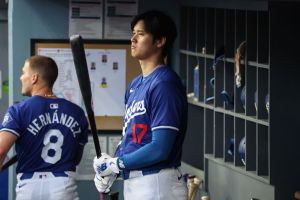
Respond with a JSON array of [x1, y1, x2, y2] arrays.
[[122, 167, 181, 180], [20, 172, 68, 180], [122, 169, 161, 180]]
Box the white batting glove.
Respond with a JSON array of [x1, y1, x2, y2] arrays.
[[93, 153, 121, 176], [94, 173, 117, 193]]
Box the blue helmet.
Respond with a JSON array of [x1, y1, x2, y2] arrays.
[[240, 86, 246, 110], [210, 77, 215, 88], [254, 91, 270, 114], [265, 93, 269, 114], [212, 45, 225, 70], [254, 90, 258, 112], [239, 137, 246, 165], [220, 90, 234, 108], [227, 138, 235, 156]]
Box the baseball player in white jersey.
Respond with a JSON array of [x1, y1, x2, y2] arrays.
[[93, 10, 188, 200], [0, 55, 88, 200]]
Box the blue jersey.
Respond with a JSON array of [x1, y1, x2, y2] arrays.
[[117, 65, 187, 171], [0, 96, 88, 173]]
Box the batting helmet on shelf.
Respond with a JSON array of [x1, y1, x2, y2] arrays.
[[220, 90, 234, 108], [265, 93, 269, 114], [209, 77, 215, 88], [239, 137, 246, 165], [240, 86, 246, 110], [227, 138, 235, 156], [211, 45, 225, 70], [254, 90, 258, 112]]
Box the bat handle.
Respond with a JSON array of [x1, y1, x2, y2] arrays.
[[99, 192, 105, 200], [99, 192, 119, 200], [0, 155, 17, 172]]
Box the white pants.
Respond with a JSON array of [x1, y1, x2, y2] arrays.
[[124, 168, 188, 200], [16, 172, 79, 200]]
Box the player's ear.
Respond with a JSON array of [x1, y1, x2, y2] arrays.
[[31, 73, 39, 85], [155, 37, 166, 48]]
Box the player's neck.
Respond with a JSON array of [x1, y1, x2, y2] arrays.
[[140, 57, 164, 77], [32, 87, 56, 98]]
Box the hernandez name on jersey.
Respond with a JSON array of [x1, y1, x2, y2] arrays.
[[0, 96, 88, 173], [117, 65, 187, 171]]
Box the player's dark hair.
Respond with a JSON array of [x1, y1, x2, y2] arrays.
[[131, 10, 177, 58], [27, 55, 58, 87]]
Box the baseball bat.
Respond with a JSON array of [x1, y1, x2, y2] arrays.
[[70, 35, 108, 200], [70, 35, 101, 158], [0, 155, 17, 172]]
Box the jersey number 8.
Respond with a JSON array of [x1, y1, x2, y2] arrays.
[[41, 129, 64, 164]]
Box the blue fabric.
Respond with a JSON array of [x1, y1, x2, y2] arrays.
[[0, 96, 88, 173], [116, 65, 188, 173], [119, 128, 177, 169], [0, 168, 8, 200]]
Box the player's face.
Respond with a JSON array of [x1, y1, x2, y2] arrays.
[[131, 20, 159, 60], [20, 61, 33, 96]]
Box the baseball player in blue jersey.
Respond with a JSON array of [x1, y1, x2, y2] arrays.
[[0, 55, 88, 200], [93, 10, 188, 200]]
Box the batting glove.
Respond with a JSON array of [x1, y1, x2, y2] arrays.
[[94, 173, 117, 193], [93, 153, 122, 176]]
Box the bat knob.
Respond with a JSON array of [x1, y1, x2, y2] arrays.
[[201, 195, 210, 200]]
